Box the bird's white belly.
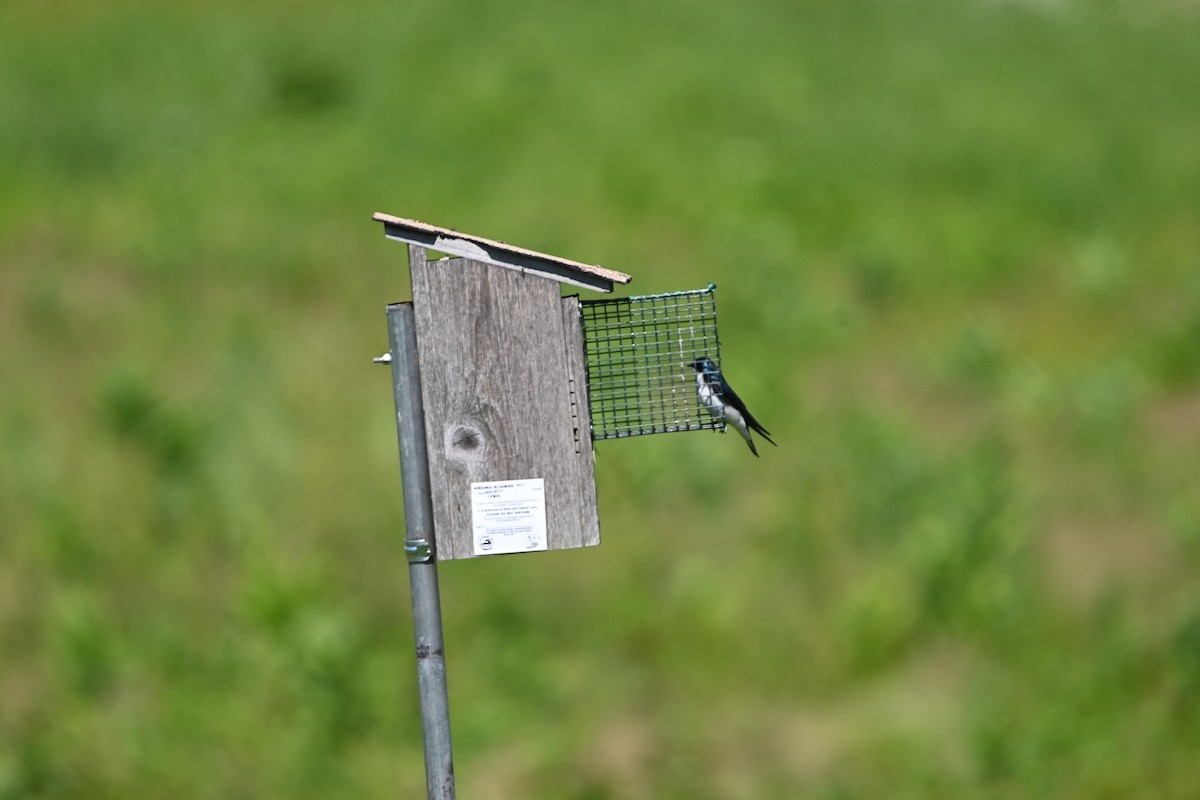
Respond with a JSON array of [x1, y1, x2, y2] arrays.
[[700, 374, 715, 412], [696, 374, 723, 418], [697, 373, 748, 434]]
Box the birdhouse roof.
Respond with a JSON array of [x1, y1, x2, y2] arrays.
[[373, 213, 632, 293]]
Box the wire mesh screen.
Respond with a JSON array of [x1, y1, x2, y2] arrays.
[[579, 284, 724, 440]]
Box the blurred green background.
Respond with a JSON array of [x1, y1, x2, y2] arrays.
[[2, 0, 1200, 797]]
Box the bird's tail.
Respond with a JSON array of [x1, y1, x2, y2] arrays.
[[741, 429, 760, 457], [748, 417, 777, 448]]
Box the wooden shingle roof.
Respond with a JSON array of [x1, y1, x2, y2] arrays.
[[373, 213, 632, 293]]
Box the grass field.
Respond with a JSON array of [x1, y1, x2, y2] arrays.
[[2, 0, 1200, 797]]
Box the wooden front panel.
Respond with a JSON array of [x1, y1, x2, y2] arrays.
[[408, 246, 600, 559]]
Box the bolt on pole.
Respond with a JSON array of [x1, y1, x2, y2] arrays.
[[385, 302, 455, 800]]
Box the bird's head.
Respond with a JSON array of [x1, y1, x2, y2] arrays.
[[689, 356, 718, 374]]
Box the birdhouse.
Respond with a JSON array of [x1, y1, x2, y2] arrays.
[[374, 215, 735, 800], [375, 213, 724, 561]]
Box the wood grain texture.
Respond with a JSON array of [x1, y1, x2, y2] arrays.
[[409, 245, 601, 559], [560, 295, 600, 547]]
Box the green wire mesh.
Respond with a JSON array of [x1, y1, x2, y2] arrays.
[[579, 284, 724, 440]]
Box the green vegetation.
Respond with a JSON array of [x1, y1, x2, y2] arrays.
[[2, 0, 1199, 796]]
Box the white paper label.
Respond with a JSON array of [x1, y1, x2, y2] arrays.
[[470, 478, 548, 556]]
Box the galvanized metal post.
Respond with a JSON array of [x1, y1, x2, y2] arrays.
[[385, 302, 455, 800]]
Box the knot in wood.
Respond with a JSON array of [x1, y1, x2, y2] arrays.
[[446, 421, 489, 463], [452, 426, 482, 450]]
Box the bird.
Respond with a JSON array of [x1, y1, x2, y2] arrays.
[[688, 356, 776, 456]]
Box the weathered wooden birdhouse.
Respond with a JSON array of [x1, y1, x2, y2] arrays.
[[375, 213, 723, 561]]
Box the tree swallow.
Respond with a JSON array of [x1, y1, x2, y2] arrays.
[[688, 356, 776, 456]]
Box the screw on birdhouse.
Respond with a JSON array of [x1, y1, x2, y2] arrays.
[[373, 353, 392, 364]]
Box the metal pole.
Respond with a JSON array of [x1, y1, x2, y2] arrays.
[[385, 302, 455, 800]]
